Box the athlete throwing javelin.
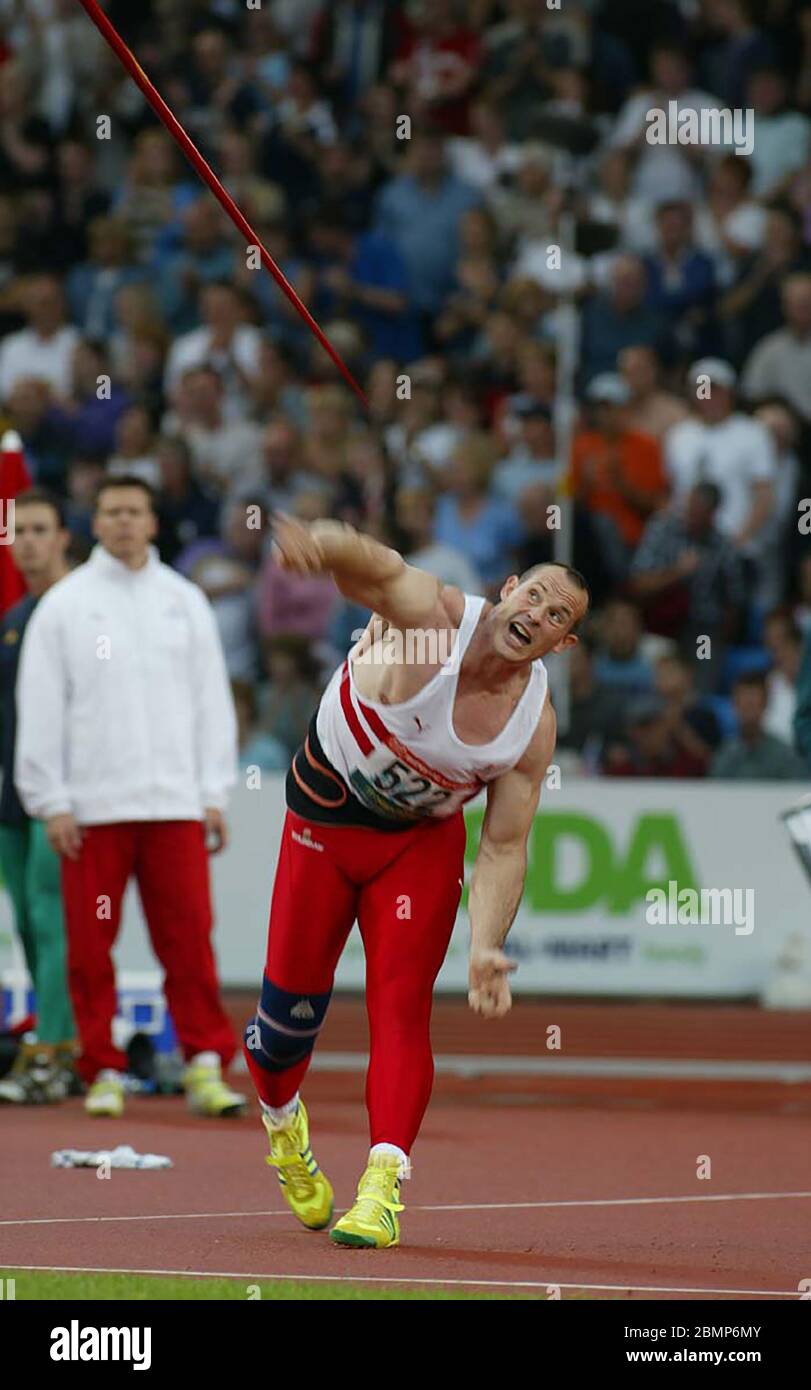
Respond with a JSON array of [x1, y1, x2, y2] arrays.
[[243, 515, 589, 1248]]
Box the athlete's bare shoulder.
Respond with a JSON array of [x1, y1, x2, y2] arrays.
[[439, 584, 467, 629], [515, 690, 557, 781]]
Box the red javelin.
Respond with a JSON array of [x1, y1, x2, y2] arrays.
[[75, 0, 368, 409]]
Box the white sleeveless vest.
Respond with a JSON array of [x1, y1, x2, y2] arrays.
[[316, 594, 548, 823]]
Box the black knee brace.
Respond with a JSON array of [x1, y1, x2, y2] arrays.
[[244, 975, 331, 1074]]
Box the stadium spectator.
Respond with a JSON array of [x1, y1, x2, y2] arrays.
[[63, 455, 105, 553], [176, 498, 265, 685], [0, 58, 54, 196], [742, 274, 811, 425], [762, 609, 802, 746], [108, 284, 169, 397], [602, 695, 708, 778], [51, 139, 112, 272], [163, 281, 262, 419], [720, 204, 811, 364], [65, 217, 145, 340], [434, 247, 501, 358], [431, 431, 525, 592], [711, 671, 806, 780], [107, 404, 159, 487], [630, 480, 746, 654], [694, 155, 765, 290], [752, 399, 802, 608], [570, 372, 668, 556], [311, 204, 422, 363], [643, 201, 716, 356], [492, 396, 560, 507], [653, 653, 723, 770], [396, 484, 483, 593], [156, 198, 237, 334], [700, 0, 777, 111], [257, 489, 340, 643], [592, 599, 656, 696], [46, 339, 131, 461], [619, 344, 689, 441], [4, 377, 70, 490], [373, 127, 481, 319], [111, 129, 197, 266], [383, 361, 447, 482], [52, 140, 112, 273], [584, 149, 655, 255], [389, 0, 482, 136], [0, 488, 76, 1104], [217, 127, 287, 226], [247, 416, 317, 515], [489, 144, 558, 250], [610, 43, 717, 203], [313, 0, 404, 113], [664, 360, 777, 570], [580, 255, 669, 384], [447, 98, 522, 193], [745, 66, 811, 201], [246, 338, 307, 425], [154, 434, 221, 568], [480, 0, 553, 139], [0, 275, 78, 404], [183, 27, 262, 149], [164, 365, 263, 497], [557, 640, 625, 760], [242, 635, 322, 771], [14, 476, 244, 1119]]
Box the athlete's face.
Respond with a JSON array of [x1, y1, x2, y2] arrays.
[[493, 567, 587, 661]]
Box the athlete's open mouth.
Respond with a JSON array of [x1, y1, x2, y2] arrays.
[[508, 620, 532, 646]]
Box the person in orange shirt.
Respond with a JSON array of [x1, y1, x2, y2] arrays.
[[570, 373, 669, 558]]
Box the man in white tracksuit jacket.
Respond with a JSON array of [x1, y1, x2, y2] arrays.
[[15, 475, 244, 1118]]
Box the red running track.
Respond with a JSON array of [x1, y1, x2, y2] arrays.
[[1, 1000, 810, 1300]]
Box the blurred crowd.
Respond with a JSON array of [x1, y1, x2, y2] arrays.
[[2, 0, 811, 780]]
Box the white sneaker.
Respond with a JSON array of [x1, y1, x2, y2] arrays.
[[85, 1069, 125, 1118]]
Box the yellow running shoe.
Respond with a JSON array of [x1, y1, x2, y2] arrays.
[[263, 1099, 333, 1230], [183, 1052, 247, 1117], [330, 1152, 405, 1248], [84, 1069, 125, 1118]]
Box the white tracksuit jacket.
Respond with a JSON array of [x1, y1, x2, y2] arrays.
[[14, 545, 238, 825]]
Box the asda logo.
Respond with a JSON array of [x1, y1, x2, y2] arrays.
[[463, 809, 698, 914]]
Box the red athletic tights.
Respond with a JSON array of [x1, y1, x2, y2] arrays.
[[244, 809, 467, 1152]]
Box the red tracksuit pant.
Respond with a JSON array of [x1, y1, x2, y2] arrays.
[[243, 808, 467, 1153], [61, 821, 237, 1084]]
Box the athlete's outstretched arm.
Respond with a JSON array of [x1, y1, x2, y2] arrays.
[[467, 699, 557, 1018], [270, 512, 460, 629]]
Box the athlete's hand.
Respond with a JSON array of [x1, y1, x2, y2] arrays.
[[270, 512, 326, 575], [204, 807, 229, 854], [46, 813, 83, 861], [468, 947, 517, 1019]]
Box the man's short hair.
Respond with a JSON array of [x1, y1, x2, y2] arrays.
[[517, 562, 591, 631], [733, 670, 768, 695], [94, 475, 157, 512], [14, 486, 66, 528]]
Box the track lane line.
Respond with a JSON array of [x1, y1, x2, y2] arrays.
[[2, 1189, 810, 1226]]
